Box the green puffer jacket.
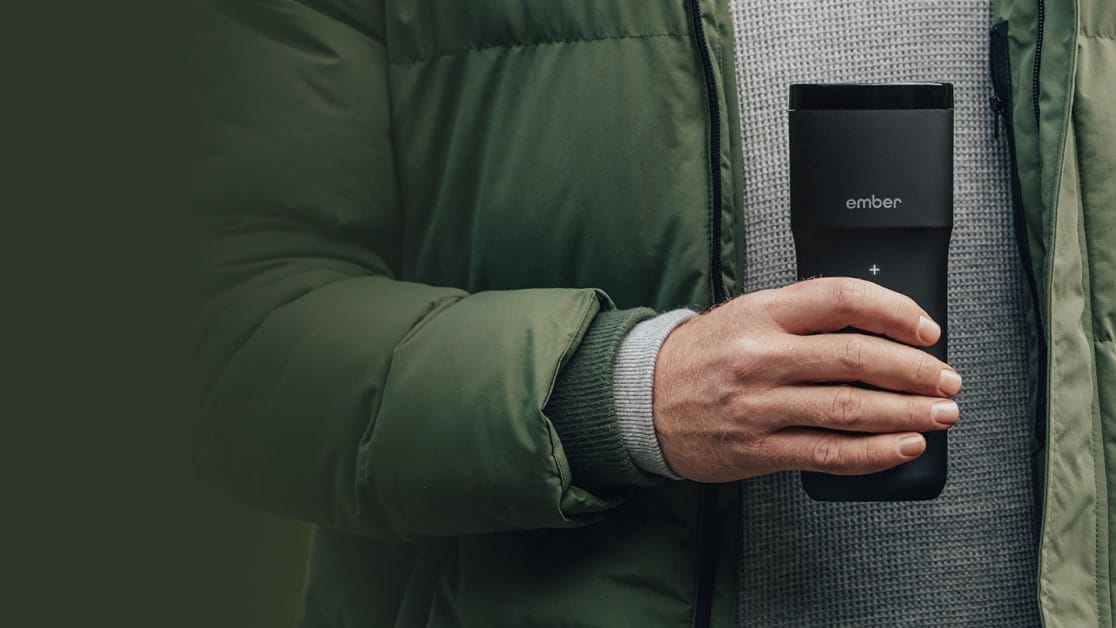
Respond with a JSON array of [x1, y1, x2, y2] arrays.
[[190, 1, 1114, 626]]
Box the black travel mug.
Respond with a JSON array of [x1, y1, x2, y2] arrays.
[[789, 83, 953, 501]]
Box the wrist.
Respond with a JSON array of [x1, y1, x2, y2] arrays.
[[614, 308, 697, 480]]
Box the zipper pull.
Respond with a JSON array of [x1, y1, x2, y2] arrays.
[[990, 94, 1006, 139]]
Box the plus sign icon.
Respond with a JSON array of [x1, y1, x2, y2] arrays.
[[869, 264, 881, 276]]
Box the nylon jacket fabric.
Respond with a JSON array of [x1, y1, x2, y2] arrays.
[[189, 0, 1113, 625], [996, 0, 1114, 624]]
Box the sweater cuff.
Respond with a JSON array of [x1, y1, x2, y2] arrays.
[[614, 309, 696, 480], [544, 307, 658, 491]]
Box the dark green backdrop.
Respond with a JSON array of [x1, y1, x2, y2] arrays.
[[7, 1, 314, 626]]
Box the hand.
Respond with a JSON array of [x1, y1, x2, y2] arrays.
[[654, 277, 961, 483]]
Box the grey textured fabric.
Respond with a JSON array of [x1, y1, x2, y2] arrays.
[[728, 2, 1041, 626], [614, 308, 697, 479]]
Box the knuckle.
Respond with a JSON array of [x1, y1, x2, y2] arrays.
[[789, 447, 807, 471], [906, 396, 923, 425], [751, 289, 790, 328], [715, 389, 738, 415], [741, 432, 781, 469], [714, 428, 739, 467], [750, 433, 779, 460], [731, 336, 781, 378], [857, 442, 883, 470], [728, 391, 762, 422], [831, 278, 865, 314], [829, 387, 863, 427], [811, 436, 843, 469], [839, 336, 866, 371], [913, 351, 934, 382]]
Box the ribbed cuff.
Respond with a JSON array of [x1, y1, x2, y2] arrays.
[[614, 309, 696, 480], [544, 307, 659, 491]]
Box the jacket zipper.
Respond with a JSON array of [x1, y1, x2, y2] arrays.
[[1032, 0, 1045, 126], [687, 1, 727, 627], [989, 18, 1047, 539], [689, 0, 729, 306], [1028, 0, 1048, 557]]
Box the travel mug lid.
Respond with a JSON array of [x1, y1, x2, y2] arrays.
[[790, 82, 953, 111]]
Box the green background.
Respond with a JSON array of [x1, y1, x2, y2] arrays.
[[6, 1, 312, 626]]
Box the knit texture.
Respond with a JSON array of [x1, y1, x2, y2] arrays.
[[544, 307, 659, 491], [614, 308, 697, 479], [728, 2, 1040, 626]]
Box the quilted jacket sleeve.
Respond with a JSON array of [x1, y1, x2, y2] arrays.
[[189, 0, 651, 541]]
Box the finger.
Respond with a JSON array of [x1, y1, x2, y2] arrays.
[[781, 333, 962, 396], [756, 385, 958, 433], [765, 277, 940, 346], [766, 428, 926, 475]]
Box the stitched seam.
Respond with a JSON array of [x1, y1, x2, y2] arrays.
[[390, 31, 689, 66], [1037, 4, 1081, 618], [1094, 380, 1106, 626], [1077, 27, 1116, 614], [354, 293, 464, 537], [1065, 20, 1104, 623], [1079, 144, 1105, 627], [1076, 80, 1113, 627], [543, 292, 601, 521]]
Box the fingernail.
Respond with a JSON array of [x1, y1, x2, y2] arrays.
[[898, 434, 924, 457], [931, 400, 959, 426], [938, 369, 963, 395], [917, 315, 941, 343]]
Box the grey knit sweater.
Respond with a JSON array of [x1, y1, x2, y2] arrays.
[[727, 2, 1040, 625], [544, 2, 1041, 625]]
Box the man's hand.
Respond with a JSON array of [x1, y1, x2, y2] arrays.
[[654, 277, 961, 482]]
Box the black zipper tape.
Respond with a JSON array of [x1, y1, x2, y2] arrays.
[[687, 1, 726, 626], [1032, 0, 1045, 126], [689, 0, 728, 306], [990, 19, 1047, 540]]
